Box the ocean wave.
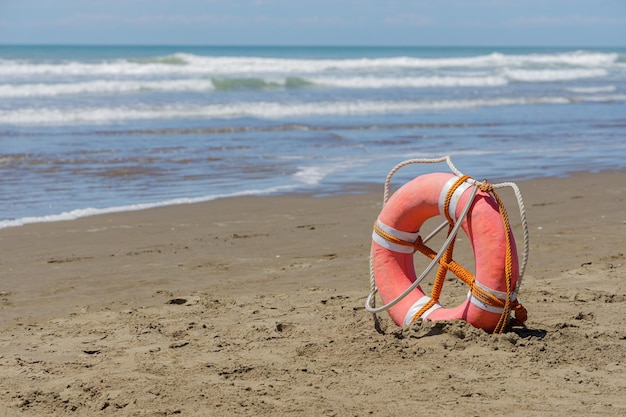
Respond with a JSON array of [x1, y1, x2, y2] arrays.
[[504, 68, 607, 82], [564, 85, 616, 93], [0, 79, 216, 97], [2, 94, 625, 126], [0, 77, 318, 97], [311, 75, 508, 88], [0, 75, 507, 97], [174, 50, 619, 71], [127, 56, 188, 65], [210, 77, 314, 91], [0, 50, 619, 78], [1, 68, 614, 98]]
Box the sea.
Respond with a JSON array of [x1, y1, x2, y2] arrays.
[[1, 45, 625, 229]]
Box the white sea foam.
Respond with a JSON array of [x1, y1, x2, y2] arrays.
[[0, 184, 299, 230], [0, 75, 510, 97], [0, 50, 618, 78], [0, 70, 611, 98], [176, 51, 620, 71], [292, 158, 367, 186], [293, 166, 332, 185], [1, 67, 613, 99], [564, 85, 616, 93], [312, 75, 508, 88], [2, 94, 625, 126], [504, 68, 607, 82], [0, 79, 216, 98]]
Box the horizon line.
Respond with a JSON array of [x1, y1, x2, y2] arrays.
[[0, 43, 624, 49]]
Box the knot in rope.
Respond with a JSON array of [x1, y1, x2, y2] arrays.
[[478, 179, 493, 193]]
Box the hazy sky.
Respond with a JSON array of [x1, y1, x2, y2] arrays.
[[1, 0, 624, 46]]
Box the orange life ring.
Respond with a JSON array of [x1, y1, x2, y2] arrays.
[[371, 172, 520, 332]]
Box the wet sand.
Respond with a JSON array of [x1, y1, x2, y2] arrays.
[[1, 170, 625, 416]]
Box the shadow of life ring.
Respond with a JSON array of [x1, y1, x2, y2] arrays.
[[371, 172, 520, 333]]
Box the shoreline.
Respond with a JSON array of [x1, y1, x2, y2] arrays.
[[1, 169, 625, 415], [2, 167, 624, 231]]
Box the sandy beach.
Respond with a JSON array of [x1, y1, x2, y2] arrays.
[[1, 170, 625, 416]]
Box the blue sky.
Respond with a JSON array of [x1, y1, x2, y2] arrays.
[[0, 0, 624, 46]]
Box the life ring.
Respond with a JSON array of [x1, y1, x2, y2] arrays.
[[371, 172, 521, 332]]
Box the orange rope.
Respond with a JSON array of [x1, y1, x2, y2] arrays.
[[479, 180, 516, 333], [409, 224, 453, 321]]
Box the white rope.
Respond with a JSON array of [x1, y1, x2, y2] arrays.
[[366, 155, 530, 314]]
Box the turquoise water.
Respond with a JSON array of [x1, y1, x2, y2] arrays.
[[1, 45, 625, 227]]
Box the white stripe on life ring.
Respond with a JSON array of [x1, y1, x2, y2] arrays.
[[438, 176, 473, 222], [372, 219, 419, 254], [403, 295, 443, 326], [467, 291, 504, 314], [466, 281, 518, 314], [474, 280, 517, 302]]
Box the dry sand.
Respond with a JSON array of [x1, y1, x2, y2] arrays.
[[1, 170, 625, 416]]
